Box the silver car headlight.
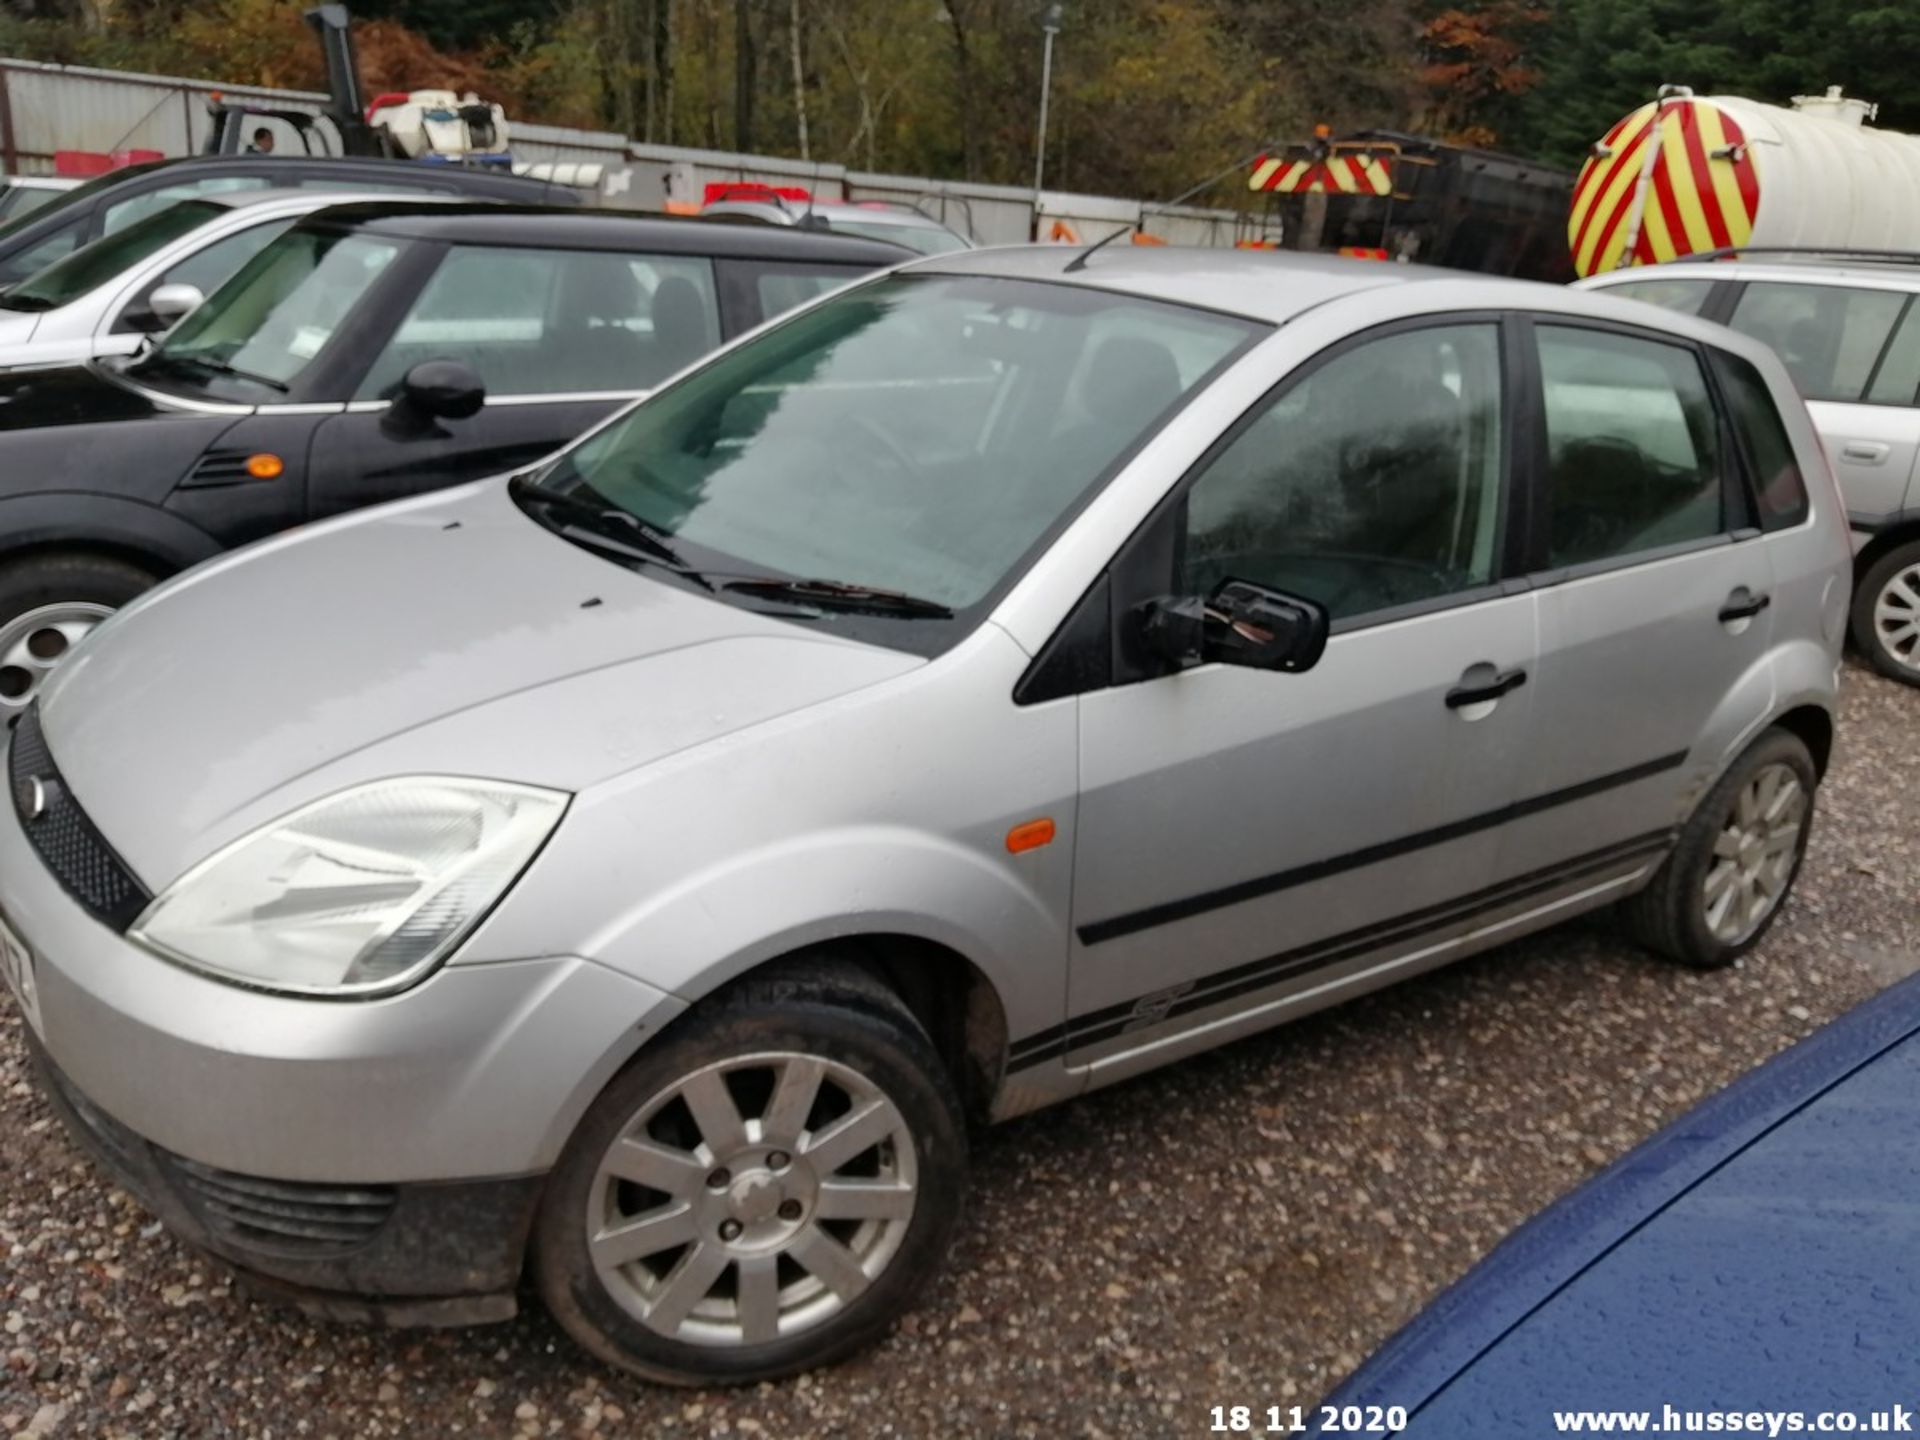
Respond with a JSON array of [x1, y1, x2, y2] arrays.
[[128, 777, 568, 996]]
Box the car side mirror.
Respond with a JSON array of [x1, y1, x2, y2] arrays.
[[1139, 578, 1329, 674], [132, 283, 205, 332], [387, 360, 486, 431]]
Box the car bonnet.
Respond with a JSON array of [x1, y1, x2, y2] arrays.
[[1316, 971, 1920, 1434], [32, 478, 923, 891]]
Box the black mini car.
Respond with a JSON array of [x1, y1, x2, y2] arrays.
[[0, 154, 582, 288], [0, 202, 903, 719]]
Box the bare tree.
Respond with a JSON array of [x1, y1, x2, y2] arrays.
[[733, 0, 756, 151], [789, 0, 810, 160]]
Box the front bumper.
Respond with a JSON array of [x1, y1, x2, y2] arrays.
[[31, 1033, 538, 1322], [0, 727, 688, 1187]]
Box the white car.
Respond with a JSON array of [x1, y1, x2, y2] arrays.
[[1579, 252, 1920, 685], [0, 176, 79, 227], [0, 188, 443, 372]]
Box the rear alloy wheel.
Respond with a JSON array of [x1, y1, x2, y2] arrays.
[[534, 960, 965, 1385], [1622, 728, 1817, 969], [1852, 540, 1920, 686], [0, 553, 159, 722]]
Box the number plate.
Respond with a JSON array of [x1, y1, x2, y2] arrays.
[[0, 910, 43, 1040]]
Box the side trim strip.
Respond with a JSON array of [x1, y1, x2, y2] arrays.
[[1076, 751, 1687, 946], [1010, 828, 1675, 1072]]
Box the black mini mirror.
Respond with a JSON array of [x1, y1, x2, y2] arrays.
[[390, 360, 486, 428], [1139, 578, 1329, 674]]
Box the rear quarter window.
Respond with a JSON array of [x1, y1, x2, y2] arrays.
[[1712, 349, 1811, 531]]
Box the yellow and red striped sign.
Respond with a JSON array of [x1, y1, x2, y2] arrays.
[[1569, 97, 1761, 276], [1250, 150, 1393, 196]]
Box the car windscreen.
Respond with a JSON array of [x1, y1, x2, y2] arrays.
[[0, 162, 161, 246], [521, 273, 1262, 652], [829, 219, 969, 256], [0, 185, 69, 226], [131, 226, 409, 399], [0, 198, 225, 312]]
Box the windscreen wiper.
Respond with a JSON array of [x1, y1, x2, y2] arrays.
[[714, 576, 954, 619], [129, 350, 288, 393], [0, 294, 54, 313], [512, 477, 711, 589]]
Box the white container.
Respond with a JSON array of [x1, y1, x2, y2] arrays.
[[1570, 86, 1920, 275]]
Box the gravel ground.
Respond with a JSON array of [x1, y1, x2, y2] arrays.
[[1, 663, 1916, 1439]]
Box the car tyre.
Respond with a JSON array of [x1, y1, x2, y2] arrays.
[[1622, 728, 1817, 970], [0, 552, 158, 721], [532, 956, 967, 1386], [1851, 539, 1920, 686]]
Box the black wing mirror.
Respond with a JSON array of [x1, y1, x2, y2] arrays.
[[386, 360, 486, 434], [1139, 578, 1329, 674]]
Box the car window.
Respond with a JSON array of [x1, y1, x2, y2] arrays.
[[0, 200, 226, 313], [145, 229, 408, 396], [109, 219, 297, 333], [752, 264, 869, 321], [1866, 299, 1920, 407], [0, 186, 68, 225], [1599, 277, 1715, 316], [533, 273, 1258, 623], [356, 246, 721, 399], [1181, 324, 1505, 621], [102, 176, 270, 234], [830, 219, 968, 256], [1539, 326, 1725, 567], [0, 215, 88, 288], [1727, 281, 1906, 403], [1713, 350, 1810, 531]]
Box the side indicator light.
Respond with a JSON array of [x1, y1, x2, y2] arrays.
[[246, 453, 285, 480], [1006, 818, 1056, 854]]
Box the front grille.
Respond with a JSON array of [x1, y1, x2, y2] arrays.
[[161, 1156, 398, 1257], [9, 705, 151, 931]]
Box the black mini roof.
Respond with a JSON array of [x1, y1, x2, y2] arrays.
[[296, 200, 913, 263]]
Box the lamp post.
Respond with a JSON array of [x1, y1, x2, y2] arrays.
[[1033, 3, 1063, 196]]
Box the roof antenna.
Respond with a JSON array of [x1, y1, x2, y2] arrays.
[[1063, 223, 1133, 273]]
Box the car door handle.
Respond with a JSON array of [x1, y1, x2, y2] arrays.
[[1841, 440, 1890, 465], [1718, 588, 1772, 623], [1445, 664, 1528, 709]]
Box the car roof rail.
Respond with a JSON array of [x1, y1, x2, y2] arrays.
[[1680, 245, 1920, 266]]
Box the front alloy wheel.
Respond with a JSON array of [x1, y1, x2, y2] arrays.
[[535, 959, 966, 1385], [587, 1052, 918, 1347], [0, 603, 113, 722]]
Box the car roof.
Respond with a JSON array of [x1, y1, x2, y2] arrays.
[[1583, 256, 1920, 291], [899, 244, 1538, 324], [707, 199, 959, 231], [1319, 970, 1920, 1432], [295, 201, 911, 263], [806, 203, 962, 232]]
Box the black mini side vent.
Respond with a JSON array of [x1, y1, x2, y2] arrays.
[[181, 449, 256, 488]]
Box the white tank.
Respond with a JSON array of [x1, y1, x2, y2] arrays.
[[1569, 86, 1920, 276]]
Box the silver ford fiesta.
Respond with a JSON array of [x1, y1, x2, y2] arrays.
[[0, 247, 1849, 1384]]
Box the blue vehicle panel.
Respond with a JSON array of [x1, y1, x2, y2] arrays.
[[1319, 973, 1920, 1436]]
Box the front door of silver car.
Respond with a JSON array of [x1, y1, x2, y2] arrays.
[[1063, 318, 1537, 1079]]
